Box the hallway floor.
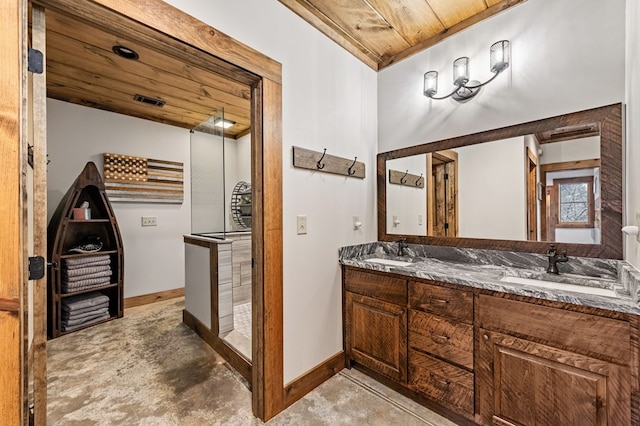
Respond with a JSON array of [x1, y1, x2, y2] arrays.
[[47, 297, 456, 425]]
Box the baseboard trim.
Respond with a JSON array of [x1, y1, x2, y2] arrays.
[[284, 351, 345, 408], [182, 309, 252, 383], [124, 288, 184, 309]]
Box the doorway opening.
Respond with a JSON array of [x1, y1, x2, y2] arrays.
[[23, 0, 284, 422]]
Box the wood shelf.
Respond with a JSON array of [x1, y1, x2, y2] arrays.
[[60, 283, 119, 297], [59, 250, 119, 260], [47, 162, 124, 339], [58, 315, 118, 336]]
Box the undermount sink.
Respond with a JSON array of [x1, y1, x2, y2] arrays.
[[499, 275, 618, 298], [364, 258, 414, 267]]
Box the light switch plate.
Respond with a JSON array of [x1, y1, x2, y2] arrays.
[[142, 216, 157, 226], [353, 215, 361, 230], [297, 215, 307, 235]]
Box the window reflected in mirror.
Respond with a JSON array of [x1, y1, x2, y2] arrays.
[[385, 125, 601, 244]]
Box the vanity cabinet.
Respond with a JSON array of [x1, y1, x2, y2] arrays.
[[476, 294, 632, 426], [344, 269, 408, 382], [343, 266, 638, 425], [408, 280, 474, 420]]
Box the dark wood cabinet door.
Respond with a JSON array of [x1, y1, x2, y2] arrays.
[[345, 291, 407, 382], [476, 328, 630, 426]]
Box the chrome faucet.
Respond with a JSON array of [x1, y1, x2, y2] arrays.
[[546, 245, 568, 274], [395, 238, 409, 256]]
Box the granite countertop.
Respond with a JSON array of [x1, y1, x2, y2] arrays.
[[339, 242, 640, 315]]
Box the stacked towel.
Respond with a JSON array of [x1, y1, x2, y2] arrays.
[[62, 254, 112, 293], [61, 292, 111, 331]]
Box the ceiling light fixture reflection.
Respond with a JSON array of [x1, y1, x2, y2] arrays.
[[213, 118, 236, 129]]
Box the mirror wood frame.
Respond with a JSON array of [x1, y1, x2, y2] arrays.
[[377, 103, 623, 259]]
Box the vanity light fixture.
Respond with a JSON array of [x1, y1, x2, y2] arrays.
[[213, 118, 236, 129], [423, 40, 510, 102]]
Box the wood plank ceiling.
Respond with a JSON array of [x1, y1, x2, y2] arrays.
[[44, 8, 253, 138], [44, 1, 525, 132], [278, 0, 526, 70]]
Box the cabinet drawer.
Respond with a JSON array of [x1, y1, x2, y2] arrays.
[[409, 280, 472, 323], [477, 295, 631, 363], [409, 350, 474, 420], [409, 310, 473, 370], [344, 268, 407, 305]]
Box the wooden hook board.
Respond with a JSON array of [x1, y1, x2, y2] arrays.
[[293, 146, 365, 179], [389, 169, 424, 188]]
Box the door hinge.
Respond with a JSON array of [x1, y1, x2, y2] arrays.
[[444, 173, 449, 180], [28, 256, 46, 280], [28, 48, 44, 74], [444, 223, 449, 230]]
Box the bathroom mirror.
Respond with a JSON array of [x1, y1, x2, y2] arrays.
[[378, 104, 622, 259]]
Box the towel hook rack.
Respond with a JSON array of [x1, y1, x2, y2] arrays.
[[400, 170, 409, 184], [316, 148, 327, 170], [415, 174, 423, 186], [348, 156, 358, 175]]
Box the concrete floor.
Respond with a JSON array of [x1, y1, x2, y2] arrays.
[[47, 297, 456, 425]]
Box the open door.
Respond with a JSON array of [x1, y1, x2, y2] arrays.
[[0, 1, 47, 424], [28, 4, 49, 425], [0, 1, 27, 423]]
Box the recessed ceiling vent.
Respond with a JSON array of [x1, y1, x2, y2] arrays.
[[133, 94, 165, 107]]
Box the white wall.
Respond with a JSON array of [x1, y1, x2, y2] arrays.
[[626, 0, 640, 268], [539, 136, 600, 165], [47, 99, 191, 298], [378, 0, 625, 153], [162, 0, 378, 383], [457, 137, 527, 240], [386, 155, 427, 235]]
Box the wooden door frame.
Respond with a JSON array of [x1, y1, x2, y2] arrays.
[[1, 1, 27, 424], [16, 0, 285, 422], [526, 147, 537, 241]]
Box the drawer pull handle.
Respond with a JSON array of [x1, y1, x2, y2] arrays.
[[430, 373, 451, 387], [430, 332, 450, 342], [483, 334, 489, 341], [429, 297, 450, 304]]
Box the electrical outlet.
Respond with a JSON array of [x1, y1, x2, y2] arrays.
[[297, 215, 307, 235], [141, 216, 157, 226], [418, 214, 423, 226]]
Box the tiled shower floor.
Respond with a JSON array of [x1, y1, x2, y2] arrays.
[[234, 301, 251, 340], [222, 301, 252, 360]]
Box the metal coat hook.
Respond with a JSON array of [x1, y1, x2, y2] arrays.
[[415, 174, 423, 186], [316, 148, 327, 169], [400, 170, 409, 184], [348, 156, 358, 175]]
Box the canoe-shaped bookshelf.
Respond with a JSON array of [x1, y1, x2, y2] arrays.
[[47, 162, 124, 338]]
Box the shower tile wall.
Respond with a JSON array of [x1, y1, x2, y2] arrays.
[[218, 244, 234, 334], [232, 234, 252, 305]]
